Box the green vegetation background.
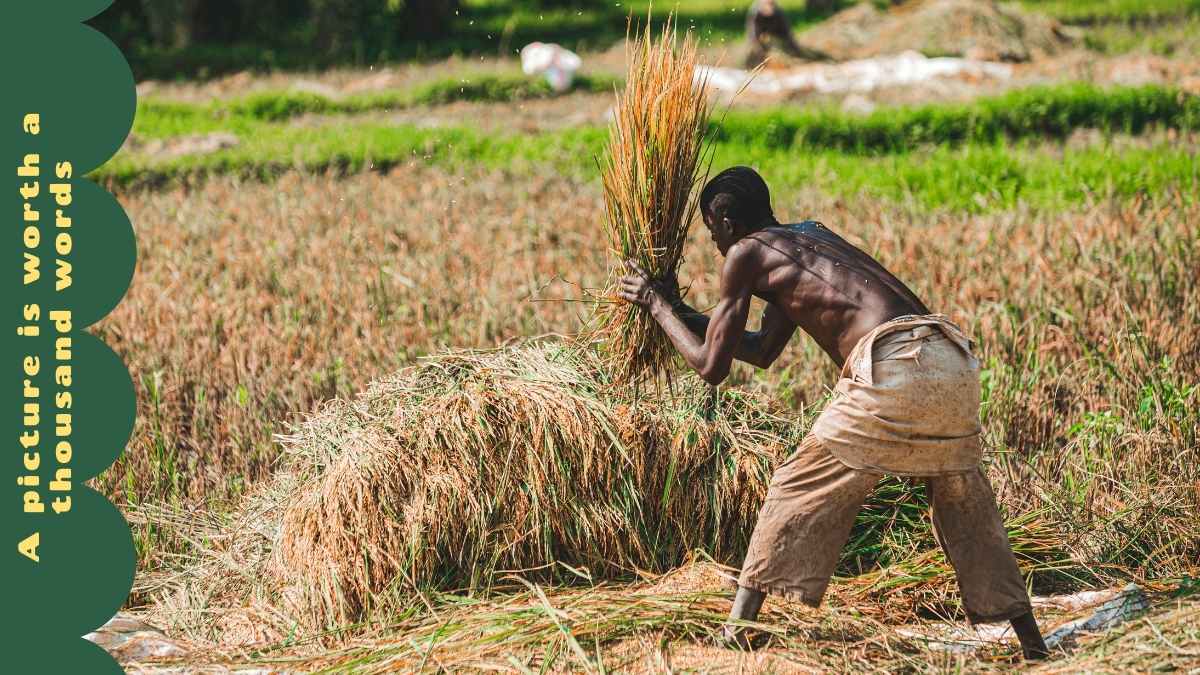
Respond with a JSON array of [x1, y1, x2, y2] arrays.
[[104, 83, 1200, 213], [94, 0, 1200, 80]]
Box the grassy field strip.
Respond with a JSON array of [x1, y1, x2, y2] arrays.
[[1021, 0, 1200, 23], [107, 84, 1200, 214], [713, 84, 1200, 154], [101, 119, 1198, 213], [1083, 16, 1200, 56], [139, 72, 621, 124], [723, 141, 1199, 213], [136, 83, 1200, 142]]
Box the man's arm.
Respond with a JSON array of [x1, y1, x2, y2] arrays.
[[619, 248, 793, 384], [673, 298, 794, 369]]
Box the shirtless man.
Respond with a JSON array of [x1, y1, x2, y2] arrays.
[[618, 166, 1050, 659]]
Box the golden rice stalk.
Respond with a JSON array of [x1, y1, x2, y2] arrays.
[[595, 16, 713, 383]]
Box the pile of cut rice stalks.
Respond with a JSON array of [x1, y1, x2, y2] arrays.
[[268, 342, 794, 628], [141, 341, 1062, 644]]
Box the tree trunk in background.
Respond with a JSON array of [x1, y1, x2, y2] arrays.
[[310, 0, 462, 54], [142, 0, 197, 49], [805, 0, 844, 16], [187, 0, 246, 45], [141, 0, 250, 49], [398, 0, 462, 39]]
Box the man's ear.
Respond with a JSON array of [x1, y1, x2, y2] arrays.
[[721, 216, 736, 238]]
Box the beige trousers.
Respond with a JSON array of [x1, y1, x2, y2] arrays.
[[811, 315, 984, 476], [738, 434, 1032, 623]]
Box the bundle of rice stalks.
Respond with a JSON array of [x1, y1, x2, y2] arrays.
[[269, 341, 797, 627], [594, 17, 714, 383]]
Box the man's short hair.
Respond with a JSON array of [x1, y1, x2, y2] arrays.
[[700, 166, 775, 229]]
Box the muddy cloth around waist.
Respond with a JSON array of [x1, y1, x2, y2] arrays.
[[810, 314, 982, 476]]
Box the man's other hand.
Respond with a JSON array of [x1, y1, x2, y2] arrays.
[[618, 259, 678, 309]]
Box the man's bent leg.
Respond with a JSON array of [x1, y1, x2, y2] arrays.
[[722, 435, 879, 647], [927, 469, 1048, 659], [729, 585, 766, 621]]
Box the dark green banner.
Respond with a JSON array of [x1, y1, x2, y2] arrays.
[[2, 1, 137, 671]]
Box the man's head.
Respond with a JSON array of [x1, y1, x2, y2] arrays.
[[700, 166, 777, 255]]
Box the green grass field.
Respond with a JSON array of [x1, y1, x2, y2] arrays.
[[1021, 0, 1200, 22], [103, 83, 1200, 213], [136, 81, 1199, 135]]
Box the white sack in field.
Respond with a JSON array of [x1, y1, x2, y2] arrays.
[[521, 42, 582, 92]]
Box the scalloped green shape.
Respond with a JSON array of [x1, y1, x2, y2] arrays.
[[50, 179, 136, 329], [10, 635, 124, 674], [2, 0, 139, 667]]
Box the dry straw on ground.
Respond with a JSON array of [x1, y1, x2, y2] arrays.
[[143, 339, 1066, 644], [139, 556, 1200, 672], [594, 17, 713, 383], [268, 341, 795, 628]]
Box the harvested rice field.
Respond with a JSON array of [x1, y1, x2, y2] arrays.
[[103, 165, 1199, 672], [91, 1, 1199, 672]]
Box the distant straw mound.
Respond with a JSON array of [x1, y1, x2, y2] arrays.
[[798, 0, 1076, 63], [266, 342, 798, 627]]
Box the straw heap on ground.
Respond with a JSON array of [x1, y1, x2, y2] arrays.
[[595, 17, 713, 383], [268, 342, 793, 627], [143, 340, 1064, 641]]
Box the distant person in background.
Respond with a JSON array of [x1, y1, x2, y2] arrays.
[[745, 0, 832, 68]]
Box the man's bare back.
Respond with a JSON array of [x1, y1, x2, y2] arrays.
[[728, 221, 929, 367], [619, 218, 930, 382]]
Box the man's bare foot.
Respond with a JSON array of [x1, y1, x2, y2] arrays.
[[714, 624, 754, 650], [715, 586, 768, 650], [1010, 611, 1050, 660]]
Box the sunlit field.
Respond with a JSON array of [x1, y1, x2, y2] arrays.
[[94, 0, 1199, 670]]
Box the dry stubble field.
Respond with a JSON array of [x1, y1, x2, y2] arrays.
[[93, 8, 1200, 665], [98, 158, 1200, 670]]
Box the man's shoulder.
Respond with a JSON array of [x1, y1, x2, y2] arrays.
[[727, 230, 803, 275], [729, 230, 780, 257], [740, 225, 810, 255]]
